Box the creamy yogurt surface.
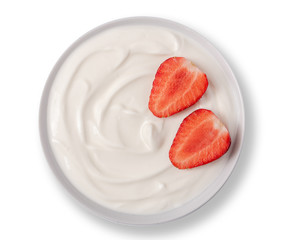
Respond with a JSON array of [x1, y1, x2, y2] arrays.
[[47, 24, 238, 214]]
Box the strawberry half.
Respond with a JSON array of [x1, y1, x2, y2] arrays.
[[148, 57, 208, 118], [169, 109, 231, 169]]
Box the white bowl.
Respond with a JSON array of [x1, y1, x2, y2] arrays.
[[39, 17, 245, 225]]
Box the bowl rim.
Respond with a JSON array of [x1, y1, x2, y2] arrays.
[[39, 16, 245, 226]]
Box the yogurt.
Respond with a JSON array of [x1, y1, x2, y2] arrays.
[[47, 24, 238, 214]]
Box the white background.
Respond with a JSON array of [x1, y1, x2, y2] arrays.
[[0, 0, 283, 239]]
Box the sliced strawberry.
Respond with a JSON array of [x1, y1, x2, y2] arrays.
[[169, 109, 231, 169], [148, 57, 208, 118]]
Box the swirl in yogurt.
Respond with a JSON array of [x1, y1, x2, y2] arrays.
[[47, 25, 237, 214]]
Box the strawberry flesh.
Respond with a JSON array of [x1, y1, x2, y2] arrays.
[[169, 109, 231, 169], [148, 57, 208, 117]]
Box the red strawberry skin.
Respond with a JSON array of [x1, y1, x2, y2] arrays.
[[148, 57, 208, 118], [169, 109, 231, 169]]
